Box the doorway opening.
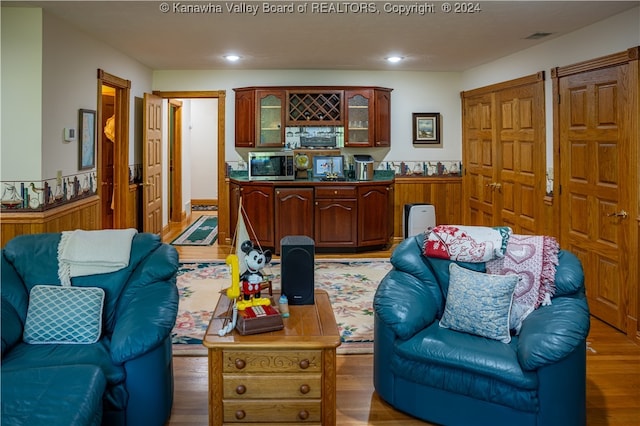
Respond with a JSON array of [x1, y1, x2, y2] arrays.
[[154, 91, 228, 244], [97, 69, 131, 229]]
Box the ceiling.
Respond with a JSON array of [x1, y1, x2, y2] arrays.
[[9, 1, 639, 71]]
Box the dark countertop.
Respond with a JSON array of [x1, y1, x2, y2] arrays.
[[228, 170, 396, 184]]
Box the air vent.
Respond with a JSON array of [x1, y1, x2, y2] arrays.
[[525, 32, 553, 40]]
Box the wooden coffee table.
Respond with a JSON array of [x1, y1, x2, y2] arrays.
[[203, 290, 341, 425]]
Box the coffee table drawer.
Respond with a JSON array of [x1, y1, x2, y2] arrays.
[[223, 373, 322, 399], [223, 400, 321, 423], [223, 350, 322, 373]]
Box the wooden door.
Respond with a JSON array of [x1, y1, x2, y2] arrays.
[[97, 70, 130, 230], [100, 92, 115, 229], [558, 63, 635, 331], [358, 184, 389, 246], [169, 99, 183, 223], [274, 187, 314, 253], [241, 185, 274, 248], [256, 90, 285, 148], [314, 198, 357, 248], [234, 89, 255, 148], [496, 82, 545, 234], [143, 93, 163, 234], [374, 89, 391, 147], [463, 73, 546, 232], [463, 93, 497, 226], [344, 89, 375, 147]]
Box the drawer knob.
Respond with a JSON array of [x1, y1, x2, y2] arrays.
[[235, 410, 246, 420], [298, 410, 310, 420], [235, 384, 247, 395], [235, 358, 246, 370], [299, 359, 310, 369], [334, 190, 338, 194], [299, 384, 310, 394]]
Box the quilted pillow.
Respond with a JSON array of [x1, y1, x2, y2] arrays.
[[440, 264, 518, 343], [23, 285, 105, 344]]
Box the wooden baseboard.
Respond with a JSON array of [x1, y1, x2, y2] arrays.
[[191, 198, 217, 206]]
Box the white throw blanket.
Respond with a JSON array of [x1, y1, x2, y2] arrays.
[[58, 229, 138, 286]]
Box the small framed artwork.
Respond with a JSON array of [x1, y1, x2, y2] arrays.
[[413, 112, 441, 146], [78, 109, 96, 170], [313, 155, 344, 178]]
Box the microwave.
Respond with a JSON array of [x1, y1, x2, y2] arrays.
[[248, 151, 295, 181]]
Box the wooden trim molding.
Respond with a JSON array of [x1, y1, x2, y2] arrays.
[[551, 46, 640, 78], [97, 69, 131, 229], [97, 69, 131, 89], [153, 90, 225, 99], [461, 71, 545, 98], [152, 90, 228, 244]]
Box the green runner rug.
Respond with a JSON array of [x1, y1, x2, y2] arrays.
[[171, 215, 218, 246]]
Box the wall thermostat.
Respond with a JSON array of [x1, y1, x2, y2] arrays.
[[63, 127, 76, 142]]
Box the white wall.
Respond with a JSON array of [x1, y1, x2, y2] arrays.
[[189, 99, 218, 200], [461, 6, 640, 165], [1, 8, 43, 181], [41, 11, 153, 179], [152, 70, 464, 165], [1, 7, 155, 181], [153, 7, 639, 171]]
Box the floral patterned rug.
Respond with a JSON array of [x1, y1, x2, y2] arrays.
[[172, 259, 392, 355]]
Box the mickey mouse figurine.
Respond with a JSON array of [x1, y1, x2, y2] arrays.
[[239, 240, 272, 307]]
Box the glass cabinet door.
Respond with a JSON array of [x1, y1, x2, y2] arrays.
[[258, 90, 285, 147], [345, 90, 375, 147]]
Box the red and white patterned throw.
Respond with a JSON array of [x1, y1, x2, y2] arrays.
[[486, 234, 559, 333]]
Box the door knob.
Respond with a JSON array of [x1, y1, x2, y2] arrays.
[[607, 209, 628, 219]]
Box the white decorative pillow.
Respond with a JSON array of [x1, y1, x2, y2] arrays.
[[23, 285, 105, 344], [440, 263, 518, 343]]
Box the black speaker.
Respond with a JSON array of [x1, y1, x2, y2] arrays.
[[280, 235, 315, 305]]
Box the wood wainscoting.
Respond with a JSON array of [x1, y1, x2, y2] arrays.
[[392, 176, 462, 240], [0, 196, 100, 246]]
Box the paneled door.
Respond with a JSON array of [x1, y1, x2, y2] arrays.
[[462, 73, 546, 234], [557, 58, 637, 332], [496, 83, 545, 235], [463, 92, 496, 226], [143, 93, 163, 234]]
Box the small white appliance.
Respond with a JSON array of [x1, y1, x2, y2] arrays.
[[403, 204, 436, 238]]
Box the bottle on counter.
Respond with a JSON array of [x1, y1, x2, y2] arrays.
[[279, 294, 290, 318]]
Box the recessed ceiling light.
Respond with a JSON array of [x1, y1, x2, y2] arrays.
[[385, 56, 404, 63], [223, 54, 241, 62]]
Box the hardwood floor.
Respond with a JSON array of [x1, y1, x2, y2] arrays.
[[163, 211, 640, 426]]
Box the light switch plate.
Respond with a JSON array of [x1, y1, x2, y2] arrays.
[[63, 127, 76, 142]]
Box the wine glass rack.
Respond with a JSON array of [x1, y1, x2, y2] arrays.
[[287, 91, 343, 125]]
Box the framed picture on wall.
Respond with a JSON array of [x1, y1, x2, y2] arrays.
[[413, 112, 441, 146], [78, 109, 96, 170]]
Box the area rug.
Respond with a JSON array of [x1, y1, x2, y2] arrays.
[[191, 204, 218, 211], [172, 259, 392, 355], [171, 215, 218, 246]]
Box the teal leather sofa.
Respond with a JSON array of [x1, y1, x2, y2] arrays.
[[1, 232, 179, 426], [373, 234, 590, 426]]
